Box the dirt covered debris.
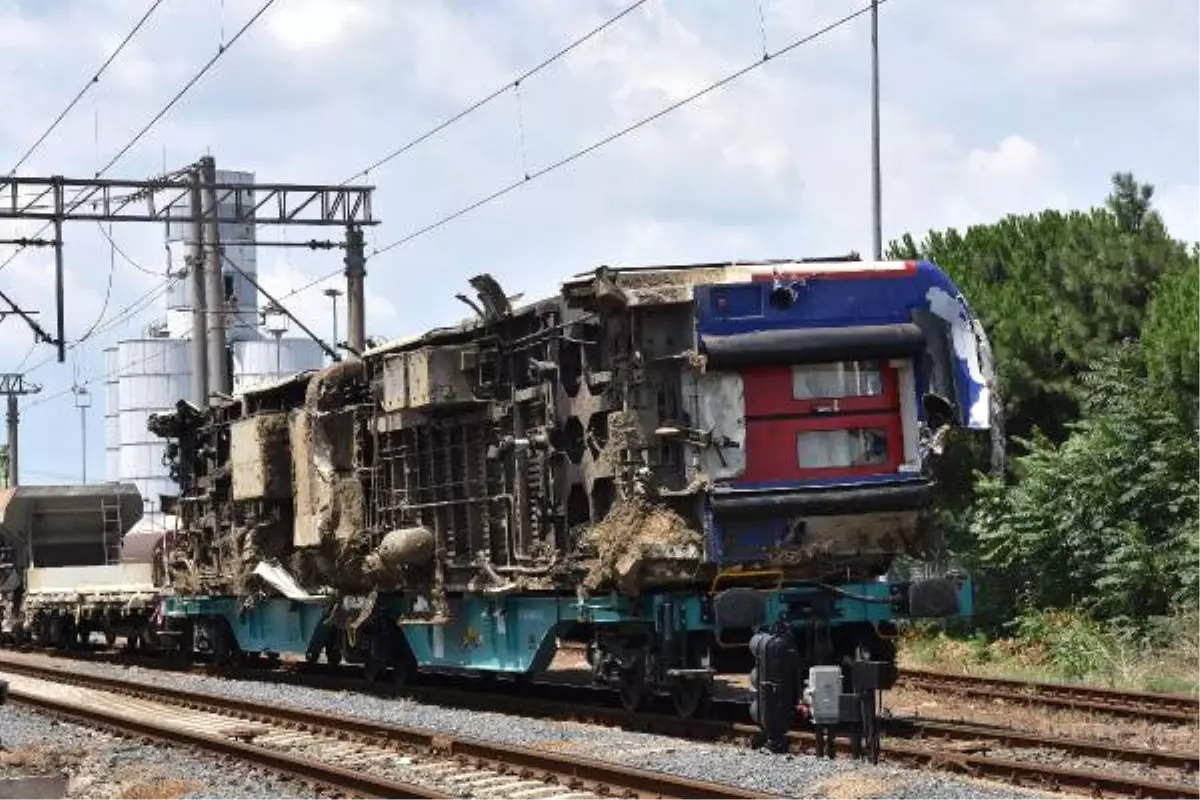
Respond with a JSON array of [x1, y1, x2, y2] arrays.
[[581, 499, 703, 594]]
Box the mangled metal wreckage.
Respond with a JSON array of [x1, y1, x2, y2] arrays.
[[149, 257, 997, 754]]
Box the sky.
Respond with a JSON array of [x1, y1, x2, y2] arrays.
[[0, 0, 1196, 484]]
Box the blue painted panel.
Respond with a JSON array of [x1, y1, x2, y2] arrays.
[[164, 596, 328, 654], [692, 261, 991, 432], [716, 518, 788, 563], [693, 262, 960, 334], [396, 595, 573, 674], [710, 284, 764, 319], [161, 573, 972, 672], [768, 581, 896, 625]]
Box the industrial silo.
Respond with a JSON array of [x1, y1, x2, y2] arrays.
[[163, 169, 259, 343], [115, 335, 189, 518], [103, 346, 120, 483], [232, 337, 323, 394]]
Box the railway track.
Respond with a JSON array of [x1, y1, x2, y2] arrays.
[[3, 649, 1197, 799], [900, 668, 1200, 725], [0, 658, 770, 800]]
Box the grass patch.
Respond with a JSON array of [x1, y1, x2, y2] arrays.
[[899, 607, 1199, 695]]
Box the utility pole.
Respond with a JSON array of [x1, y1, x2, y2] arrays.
[[72, 384, 91, 483], [323, 287, 343, 353], [343, 226, 366, 354], [0, 374, 42, 487], [200, 156, 229, 397], [870, 0, 883, 261], [188, 166, 209, 407]]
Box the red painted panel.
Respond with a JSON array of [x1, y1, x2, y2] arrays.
[[741, 412, 903, 484], [743, 363, 898, 418]]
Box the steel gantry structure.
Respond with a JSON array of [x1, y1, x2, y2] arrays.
[[0, 373, 42, 487], [0, 158, 377, 385]]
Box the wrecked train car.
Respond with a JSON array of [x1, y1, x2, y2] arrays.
[[149, 258, 996, 754]]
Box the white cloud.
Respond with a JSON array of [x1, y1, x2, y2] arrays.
[[0, 0, 1194, 482], [940, 0, 1198, 83], [965, 136, 1050, 179], [266, 0, 377, 51]]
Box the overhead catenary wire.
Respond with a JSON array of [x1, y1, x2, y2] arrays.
[[76, 223, 120, 344], [0, 0, 276, 358], [13, 341, 38, 373], [1, 0, 172, 277], [24, 1, 880, 411], [95, 0, 280, 178], [6, 0, 169, 177], [279, 0, 887, 301], [20, 275, 178, 376], [23, 318, 173, 410], [2, 0, 275, 260], [338, 0, 651, 186], [95, 221, 165, 276], [217, 250, 339, 361]]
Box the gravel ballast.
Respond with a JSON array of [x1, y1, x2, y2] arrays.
[[0, 701, 318, 799], [0, 652, 1051, 799]]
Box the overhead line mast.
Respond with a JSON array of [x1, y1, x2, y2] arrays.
[[0, 167, 377, 370]]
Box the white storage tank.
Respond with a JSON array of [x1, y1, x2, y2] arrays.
[[164, 169, 258, 343], [104, 346, 120, 482], [233, 337, 324, 394], [115, 337, 190, 516]]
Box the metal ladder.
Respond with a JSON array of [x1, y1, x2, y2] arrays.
[[100, 495, 123, 565]]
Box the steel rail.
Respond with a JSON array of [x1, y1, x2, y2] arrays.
[[883, 718, 1199, 772], [900, 669, 1199, 724], [902, 667, 1200, 710], [9, 652, 1200, 786], [0, 657, 770, 800], [6, 683, 448, 799]]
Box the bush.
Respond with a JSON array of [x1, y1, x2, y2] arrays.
[[971, 344, 1199, 623]]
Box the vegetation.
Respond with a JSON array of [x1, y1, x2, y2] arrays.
[[891, 173, 1199, 688], [901, 608, 1199, 694]]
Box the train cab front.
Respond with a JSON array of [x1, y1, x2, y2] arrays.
[[688, 260, 994, 756]]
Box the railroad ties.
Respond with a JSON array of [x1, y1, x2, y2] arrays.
[[0, 658, 769, 800], [2, 649, 1197, 799]]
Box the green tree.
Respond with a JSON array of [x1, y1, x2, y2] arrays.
[[888, 173, 1193, 446], [1141, 249, 1200, 425], [971, 343, 1198, 623]]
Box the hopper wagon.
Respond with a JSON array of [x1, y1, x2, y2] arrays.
[[0, 484, 163, 648]]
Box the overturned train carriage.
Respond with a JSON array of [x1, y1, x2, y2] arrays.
[[150, 258, 997, 751]]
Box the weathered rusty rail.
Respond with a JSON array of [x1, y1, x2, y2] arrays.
[[899, 668, 1200, 725], [0, 656, 770, 800], [4, 648, 1198, 798]]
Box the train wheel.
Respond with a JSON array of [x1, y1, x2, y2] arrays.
[[211, 625, 241, 670], [670, 678, 710, 720], [304, 648, 320, 664], [105, 629, 117, 648], [325, 642, 342, 666], [617, 661, 645, 713], [363, 657, 388, 683], [59, 618, 77, 650]]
